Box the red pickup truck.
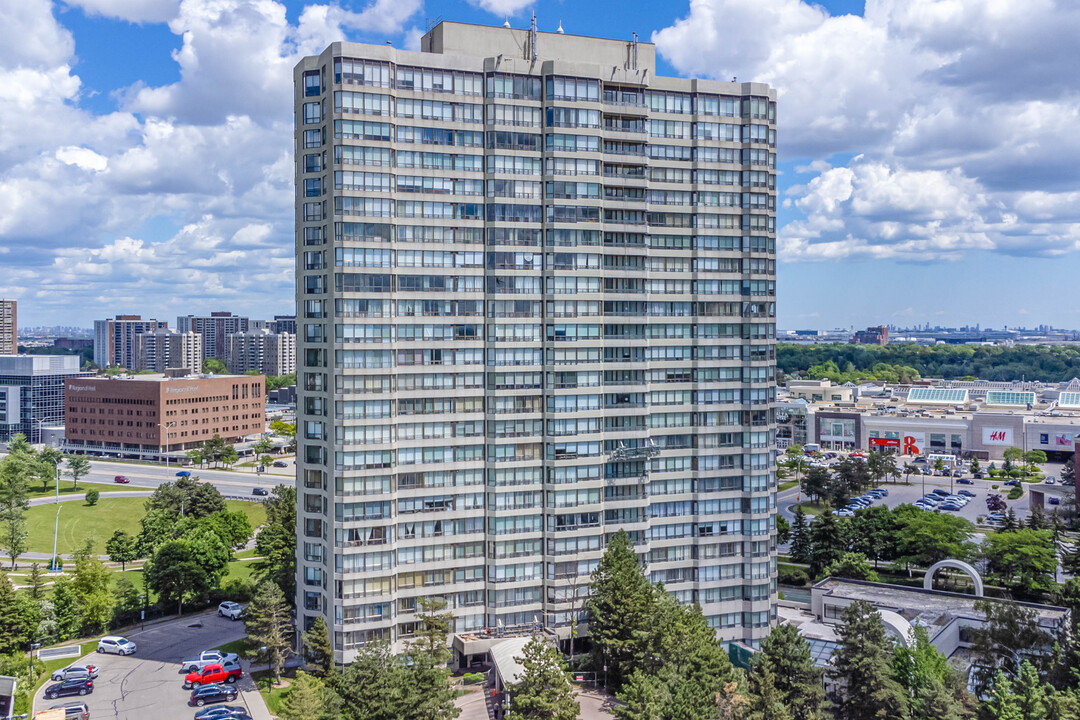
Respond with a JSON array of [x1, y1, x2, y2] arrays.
[[184, 661, 242, 688]]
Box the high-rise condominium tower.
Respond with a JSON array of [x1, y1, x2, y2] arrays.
[[294, 20, 778, 663]]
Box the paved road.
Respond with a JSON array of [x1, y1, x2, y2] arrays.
[[79, 458, 293, 496], [34, 611, 266, 720]]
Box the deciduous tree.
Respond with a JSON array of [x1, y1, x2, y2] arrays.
[[0, 451, 32, 568], [146, 539, 210, 615], [64, 454, 91, 490]]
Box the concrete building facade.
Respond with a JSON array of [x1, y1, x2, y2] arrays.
[[225, 329, 297, 377], [134, 329, 204, 375], [0, 300, 16, 355], [93, 316, 167, 369], [0, 355, 89, 444], [64, 372, 265, 455], [294, 21, 778, 660], [176, 312, 250, 362]]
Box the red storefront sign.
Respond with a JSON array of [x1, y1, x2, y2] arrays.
[[869, 438, 901, 448]]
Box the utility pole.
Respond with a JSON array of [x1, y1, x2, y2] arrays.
[[50, 463, 61, 572]]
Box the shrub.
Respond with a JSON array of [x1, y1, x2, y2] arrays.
[[779, 568, 810, 587], [991, 484, 1000, 490], [1007, 487, 1023, 500], [209, 577, 256, 604], [463, 672, 486, 685], [85, 488, 99, 506], [1008, 469, 1022, 478]]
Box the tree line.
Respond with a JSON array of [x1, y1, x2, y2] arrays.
[[779, 342, 1080, 383]]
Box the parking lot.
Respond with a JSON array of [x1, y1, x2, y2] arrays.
[[35, 612, 256, 720], [778, 460, 1065, 526]]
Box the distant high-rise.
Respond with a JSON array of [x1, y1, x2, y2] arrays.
[[225, 329, 296, 377], [0, 300, 16, 355], [295, 21, 778, 660], [176, 312, 250, 362], [93, 316, 167, 369], [273, 315, 298, 335], [134, 329, 203, 374]]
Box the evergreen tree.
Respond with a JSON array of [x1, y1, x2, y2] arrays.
[[1014, 661, 1048, 720], [27, 562, 44, 600], [970, 599, 1052, 696], [244, 581, 294, 682], [278, 670, 341, 720], [1000, 508, 1021, 532], [402, 597, 459, 720], [613, 670, 665, 720], [651, 594, 735, 720], [329, 640, 407, 720], [1026, 505, 1048, 530], [753, 623, 824, 720], [808, 508, 845, 576], [745, 663, 792, 720], [0, 571, 32, 653], [588, 529, 657, 689], [789, 506, 812, 566], [506, 636, 579, 720], [828, 600, 908, 720], [982, 671, 1023, 720], [892, 625, 969, 720], [301, 616, 334, 677]]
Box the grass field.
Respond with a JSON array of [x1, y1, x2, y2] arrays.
[[27, 480, 145, 500], [778, 480, 799, 492], [791, 501, 830, 516], [25, 498, 267, 555]]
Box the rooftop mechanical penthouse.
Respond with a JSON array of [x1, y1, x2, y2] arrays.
[[294, 19, 778, 662]]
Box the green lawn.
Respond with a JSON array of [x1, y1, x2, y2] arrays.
[[792, 501, 830, 516], [25, 497, 266, 555], [252, 669, 292, 715], [27, 480, 145, 500], [215, 637, 258, 659], [778, 480, 799, 492]]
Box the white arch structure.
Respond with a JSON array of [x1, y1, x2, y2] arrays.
[[924, 559, 984, 596]]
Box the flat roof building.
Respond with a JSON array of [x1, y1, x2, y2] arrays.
[[0, 300, 16, 355], [93, 316, 167, 369], [295, 19, 778, 660], [0, 355, 89, 444], [64, 372, 265, 458], [176, 312, 250, 362]]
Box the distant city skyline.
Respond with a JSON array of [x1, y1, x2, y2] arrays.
[[3, 0, 1079, 329]]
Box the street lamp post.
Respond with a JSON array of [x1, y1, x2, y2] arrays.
[[160, 421, 176, 468]]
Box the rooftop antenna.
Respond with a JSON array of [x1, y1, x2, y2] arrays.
[[556, 20, 564, 34], [530, 12, 537, 62], [503, 16, 510, 28]]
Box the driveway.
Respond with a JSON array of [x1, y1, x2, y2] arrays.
[[34, 611, 263, 720]]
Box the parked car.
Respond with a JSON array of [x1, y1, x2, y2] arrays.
[[113, 475, 130, 484], [52, 664, 98, 682], [97, 636, 137, 655], [972, 472, 984, 479], [217, 601, 244, 620], [931, 489, 951, 497], [251, 487, 269, 496], [836, 509, 855, 517], [952, 469, 964, 477], [182, 650, 239, 673], [1045, 476, 1057, 485], [194, 706, 250, 720], [913, 457, 928, 465], [956, 478, 974, 485], [986, 512, 1005, 522], [272, 460, 288, 468], [49, 702, 90, 720], [1050, 497, 1062, 505], [190, 684, 239, 707], [1003, 480, 1022, 487], [185, 661, 242, 689], [958, 490, 977, 497], [45, 678, 94, 699], [176, 470, 191, 477], [938, 503, 962, 512]]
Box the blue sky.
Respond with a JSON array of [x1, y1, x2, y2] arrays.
[[2, 0, 1079, 330]]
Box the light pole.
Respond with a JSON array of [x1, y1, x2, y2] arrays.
[[160, 421, 176, 468]]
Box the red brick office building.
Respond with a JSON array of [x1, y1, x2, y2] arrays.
[[65, 372, 265, 456]]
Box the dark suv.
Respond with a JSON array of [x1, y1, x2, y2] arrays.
[[190, 684, 239, 707], [44, 677, 94, 699], [50, 703, 90, 720]]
